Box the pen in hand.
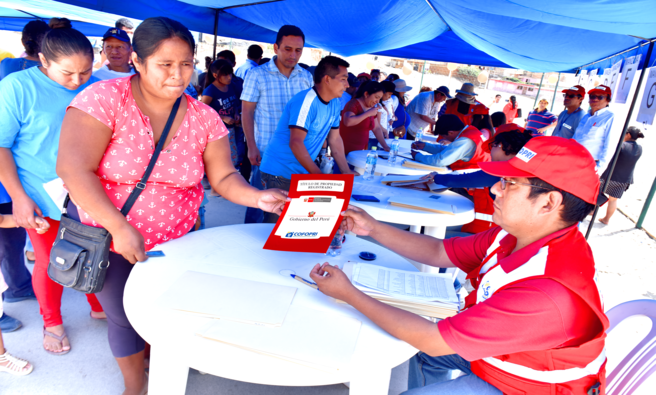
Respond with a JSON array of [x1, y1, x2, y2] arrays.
[[290, 274, 318, 290]]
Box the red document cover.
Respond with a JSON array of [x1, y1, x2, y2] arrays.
[[263, 174, 354, 253]]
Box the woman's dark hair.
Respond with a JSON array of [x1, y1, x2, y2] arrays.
[[132, 17, 195, 64], [528, 178, 595, 225], [627, 126, 645, 140], [204, 56, 212, 71], [493, 129, 533, 156], [393, 90, 406, 106], [491, 111, 507, 127], [41, 27, 93, 63], [381, 81, 396, 94], [472, 114, 493, 132], [355, 81, 383, 99], [259, 57, 270, 66], [21, 20, 50, 57], [205, 59, 233, 89], [276, 25, 305, 46], [48, 18, 72, 29], [386, 73, 400, 82], [510, 95, 517, 109]]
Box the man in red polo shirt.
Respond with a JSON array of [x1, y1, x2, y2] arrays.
[[311, 137, 608, 395]]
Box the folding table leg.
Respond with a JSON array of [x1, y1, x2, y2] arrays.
[[348, 367, 392, 395], [147, 346, 190, 395]]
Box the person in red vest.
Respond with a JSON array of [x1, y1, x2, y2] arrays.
[[439, 82, 479, 125], [427, 128, 533, 234], [410, 114, 490, 170], [311, 136, 607, 395]]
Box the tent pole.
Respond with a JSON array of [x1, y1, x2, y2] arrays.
[[550, 73, 560, 112], [419, 60, 427, 89], [637, 176, 656, 229], [533, 73, 544, 108], [585, 40, 654, 239], [212, 9, 219, 60]]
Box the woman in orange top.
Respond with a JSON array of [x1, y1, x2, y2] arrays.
[[503, 95, 520, 123]]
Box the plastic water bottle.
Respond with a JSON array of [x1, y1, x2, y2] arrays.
[[415, 129, 424, 142], [389, 137, 400, 166], [320, 155, 334, 174], [327, 233, 343, 256], [363, 147, 378, 181]]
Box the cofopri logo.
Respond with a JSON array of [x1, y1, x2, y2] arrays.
[[284, 231, 319, 238]]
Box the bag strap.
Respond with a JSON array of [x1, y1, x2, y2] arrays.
[[120, 95, 182, 216], [61, 96, 183, 216]]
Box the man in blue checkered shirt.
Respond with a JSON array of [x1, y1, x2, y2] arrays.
[[241, 25, 313, 223]]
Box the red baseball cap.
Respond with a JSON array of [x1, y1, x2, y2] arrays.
[[472, 103, 489, 115], [562, 85, 586, 97], [479, 136, 600, 204], [588, 84, 612, 99], [357, 72, 371, 80]]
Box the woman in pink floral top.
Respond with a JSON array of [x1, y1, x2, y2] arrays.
[[57, 17, 287, 395]]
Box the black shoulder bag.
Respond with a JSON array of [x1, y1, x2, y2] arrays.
[[48, 96, 182, 294]]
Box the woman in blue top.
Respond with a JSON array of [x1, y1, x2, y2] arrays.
[[201, 59, 239, 166], [391, 79, 412, 139], [0, 20, 50, 80], [0, 26, 105, 356]]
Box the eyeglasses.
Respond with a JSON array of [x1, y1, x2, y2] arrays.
[[563, 94, 581, 99], [499, 178, 553, 191], [589, 95, 606, 101]]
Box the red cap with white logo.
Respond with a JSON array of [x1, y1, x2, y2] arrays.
[[479, 136, 600, 204], [588, 84, 612, 99], [562, 85, 586, 97]]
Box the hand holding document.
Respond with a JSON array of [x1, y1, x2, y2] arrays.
[[264, 174, 354, 253]]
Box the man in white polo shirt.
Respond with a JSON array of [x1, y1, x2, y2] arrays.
[[311, 137, 608, 395], [406, 86, 450, 139]]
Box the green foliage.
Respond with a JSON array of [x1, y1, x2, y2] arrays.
[[506, 77, 522, 83], [456, 66, 481, 78]]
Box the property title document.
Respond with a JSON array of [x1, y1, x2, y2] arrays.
[[264, 174, 354, 253]]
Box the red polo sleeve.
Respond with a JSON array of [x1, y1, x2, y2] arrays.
[[443, 228, 502, 273]]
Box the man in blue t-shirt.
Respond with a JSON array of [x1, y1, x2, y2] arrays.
[[260, 56, 357, 222]]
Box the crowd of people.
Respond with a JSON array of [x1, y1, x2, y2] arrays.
[[0, 14, 645, 395]]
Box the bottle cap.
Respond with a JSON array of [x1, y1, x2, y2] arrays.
[[372, 146, 377, 151], [394, 136, 399, 140]]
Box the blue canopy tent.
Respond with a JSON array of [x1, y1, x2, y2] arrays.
[[0, 0, 129, 36]]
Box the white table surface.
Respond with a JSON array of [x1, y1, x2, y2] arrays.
[[347, 150, 449, 176], [350, 176, 474, 272], [124, 224, 419, 395]]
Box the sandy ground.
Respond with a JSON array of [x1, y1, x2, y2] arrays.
[[2, 193, 655, 394]]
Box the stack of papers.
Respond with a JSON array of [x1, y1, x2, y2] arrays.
[[196, 305, 361, 372], [380, 175, 448, 192], [157, 271, 297, 327], [402, 161, 449, 173], [340, 263, 459, 319], [387, 196, 455, 215]]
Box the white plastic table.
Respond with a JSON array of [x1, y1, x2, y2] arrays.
[[347, 150, 449, 176], [350, 176, 474, 273], [124, 224, 418, 395]]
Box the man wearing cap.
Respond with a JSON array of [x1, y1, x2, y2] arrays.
[[552, 85, 586, 139], [411, 114, 490, 170], [311, 136, 608, 395], [439, 82, 480, 125], [93, 28, 134, 81], [571, 85, 617, 175], [406, 86, 450, 139]]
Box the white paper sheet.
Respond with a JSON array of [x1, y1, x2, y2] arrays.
[[42, 177, 67, 214], [274, 195, 344, 239], [352, 263, 458, 304], [196, 305, 361, 372], [158, 271, 297, 327]]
